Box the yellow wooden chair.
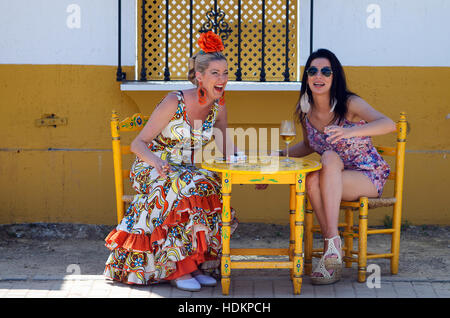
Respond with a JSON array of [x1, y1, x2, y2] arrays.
[[304, 112, 407, 282], [110, 111, 149, 224]]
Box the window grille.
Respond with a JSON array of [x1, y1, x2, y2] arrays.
[[118, 0, 299, 82]]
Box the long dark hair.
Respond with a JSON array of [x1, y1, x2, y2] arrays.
[[295, 48, 357, 126]]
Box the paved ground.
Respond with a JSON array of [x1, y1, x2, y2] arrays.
[[0, 270, 448, 315], [0, 269, 448, 299], [0, 223, 448, 303]]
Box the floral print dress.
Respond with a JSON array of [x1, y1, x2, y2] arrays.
[[305, 116, 390, 196], [104, 91, 236, 285]]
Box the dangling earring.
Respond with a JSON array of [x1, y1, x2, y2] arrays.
[[329, 98, 337, 113], [300, 92, 311, 113], [219, 91, 225, 106], [197, 84, 207, 105]]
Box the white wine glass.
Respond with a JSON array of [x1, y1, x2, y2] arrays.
[[280, 120, 296, 164]]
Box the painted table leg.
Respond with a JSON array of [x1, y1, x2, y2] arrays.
[[293, 173, 305, 294], [221, 172, 232, 295], [289, 185, 296, 280]]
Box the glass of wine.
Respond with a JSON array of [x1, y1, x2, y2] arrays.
[[280, 120, 296, 164]]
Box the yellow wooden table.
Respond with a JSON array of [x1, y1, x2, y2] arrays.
[[201, 156, 321, 295]]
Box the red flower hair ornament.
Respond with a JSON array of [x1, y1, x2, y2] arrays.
[[197, 31, 224, 53]]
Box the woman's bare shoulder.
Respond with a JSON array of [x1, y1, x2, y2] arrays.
[[153, 91, 179, 114], [346, 95, 372, 121]]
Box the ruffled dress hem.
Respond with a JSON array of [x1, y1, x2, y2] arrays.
[[103, 194, 225, 285]]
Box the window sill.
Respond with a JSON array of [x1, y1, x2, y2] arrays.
[[120, 81, 302, 91]]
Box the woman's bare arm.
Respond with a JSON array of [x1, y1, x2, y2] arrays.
[[325, 96, 396, 144], [130, 93, 178, 177], [282, 124, 315, 157], [213, 103, 236, 158]]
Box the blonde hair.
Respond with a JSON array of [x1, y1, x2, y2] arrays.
[[188, 51, 227, 86]]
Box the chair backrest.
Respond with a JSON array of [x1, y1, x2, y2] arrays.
[[374, 112, 407, 203], [110, 111, 149, 224]]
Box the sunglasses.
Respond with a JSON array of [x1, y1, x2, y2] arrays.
[[306, 66, 333, 77]]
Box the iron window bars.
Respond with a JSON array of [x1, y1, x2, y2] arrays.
[[117, 0, 298, 82]]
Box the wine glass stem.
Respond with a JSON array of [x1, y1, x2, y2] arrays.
[[285, 142, 289, 159]]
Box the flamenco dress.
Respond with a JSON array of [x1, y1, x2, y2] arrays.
[[104, 91, 236, 284]]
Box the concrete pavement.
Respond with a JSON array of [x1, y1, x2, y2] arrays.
[[1, 267, 448, 299]]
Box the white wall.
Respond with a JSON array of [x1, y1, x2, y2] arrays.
[[1, 0, 449, 67], [0, 0, 135, 65], [299, 0, 450, 66]]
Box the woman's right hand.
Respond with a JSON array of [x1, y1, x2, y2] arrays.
[[152, 157, 172, 179]]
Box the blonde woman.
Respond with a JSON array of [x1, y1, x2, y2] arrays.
[[104, 32, 237, 292]]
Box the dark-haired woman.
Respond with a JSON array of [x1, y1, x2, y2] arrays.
[[282, 49, 396, 284]]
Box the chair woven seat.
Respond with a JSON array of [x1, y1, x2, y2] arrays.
[[341, 197, 397, 210], [368, 197, 397, 208]]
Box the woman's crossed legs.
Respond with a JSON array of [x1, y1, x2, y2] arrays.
[[306, 150, 378, 278]]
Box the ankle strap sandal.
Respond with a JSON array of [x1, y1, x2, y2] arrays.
[[323, 235, 342, 269], [310, 235, 343, 285]]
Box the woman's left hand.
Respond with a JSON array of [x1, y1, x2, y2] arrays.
[[324, 125, 353, 144]]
